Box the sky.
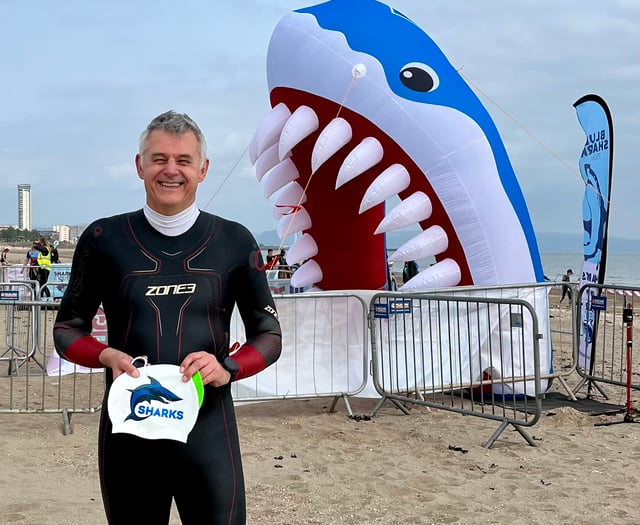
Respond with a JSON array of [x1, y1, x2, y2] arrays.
[[1, 0, 639, 241]]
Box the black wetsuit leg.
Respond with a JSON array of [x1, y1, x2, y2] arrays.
[[99, 385, 245, 525], [174, 387, 246, 524], [99, 410, 175, 524]]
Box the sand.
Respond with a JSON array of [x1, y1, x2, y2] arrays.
[[2, 259, 640, 524], [2, 387, 640, 524]]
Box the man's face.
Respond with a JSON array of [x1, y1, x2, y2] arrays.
[[135, 130, 209, 215]]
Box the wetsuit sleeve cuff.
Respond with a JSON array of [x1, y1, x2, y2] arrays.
[[230, 344, 266, 381], [62, 336, 107, 369]]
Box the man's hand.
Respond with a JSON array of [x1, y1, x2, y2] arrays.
[[180, 351, 231, 387], [98, 347, 140, 380]]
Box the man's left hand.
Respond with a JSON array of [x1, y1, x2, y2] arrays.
[[180, 351, 231, 387]]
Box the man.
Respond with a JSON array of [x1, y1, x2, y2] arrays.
[[23, 241, 41, 281], [50, 240, 60, 264], [402, 260, 419, 284], [560, 268, 574, 303], [53, 111, 282, 524], [36, 238, 52, 299], [265, 248, 277, 270]]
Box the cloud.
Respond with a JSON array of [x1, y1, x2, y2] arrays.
[[1, 0, 639, 240]]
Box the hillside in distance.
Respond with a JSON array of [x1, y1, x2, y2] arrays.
[[255, 230, 640, 254]]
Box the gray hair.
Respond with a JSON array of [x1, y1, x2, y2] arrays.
[[139, 110, 208, 167]]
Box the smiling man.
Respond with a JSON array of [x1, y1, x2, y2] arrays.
[[53, 111, 282, 524], [135, 113, 208, 216]]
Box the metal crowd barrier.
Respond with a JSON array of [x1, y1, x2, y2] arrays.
[[2, 273, 631, 446], [230, 292, 370, 416], [1, 282, 39, 373], [367, 287, 547, 448], [0, 294, 105, 435], [573, 283, 640, 400]]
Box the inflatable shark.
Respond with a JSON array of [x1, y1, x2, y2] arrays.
[[250, 0, 544, 291]]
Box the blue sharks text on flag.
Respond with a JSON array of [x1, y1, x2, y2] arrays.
[[573, 94, 614, 370]]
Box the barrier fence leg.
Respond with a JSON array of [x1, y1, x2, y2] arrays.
[[62, 409, 72, 436], [482, 422, 536, 449], [328, 394, 355, 418], [595, 303, 640, 427], [369, 395, 411, 418]]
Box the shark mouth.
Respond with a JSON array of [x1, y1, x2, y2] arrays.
[[249, 3, 543, 292], [250, 92, 468, 291]]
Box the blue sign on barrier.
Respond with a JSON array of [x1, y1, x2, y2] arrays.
[[0, 290, 19, 301], [373, 303, 389, 319], [389, 299, 412, 314], [373, 299, 412, 318], [590, 295, 607, 311]]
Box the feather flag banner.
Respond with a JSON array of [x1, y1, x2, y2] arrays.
[[574, 94, 614, 371]]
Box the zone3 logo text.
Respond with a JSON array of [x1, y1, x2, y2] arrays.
[[145, 283, 197, 296]]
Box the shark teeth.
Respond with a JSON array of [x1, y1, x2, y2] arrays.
[[278, 105, 319, 161], [401, 258, 461, 290], [277, 206, 312, 240], [359, 164, 410, 213], [389, 225, 448, 261], [249, 102, 291, 164], [335, 137, 384, 189], [291, 259, 323, 289], [273, 181, 307, 219], [262, 158, 299, 199], [256, 142, 290, 182], [287, 233, 318, 264], [251, 103, 468, 290], [311, 117, 352, 174], [374, 192, 432, 234]]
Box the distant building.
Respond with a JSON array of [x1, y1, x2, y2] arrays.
[[52, 224, 71, 242], [68, 224, 86, 243], [17, 184, 31, 231]]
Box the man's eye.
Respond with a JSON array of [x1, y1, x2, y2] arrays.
[[178, 159, 191, 165]]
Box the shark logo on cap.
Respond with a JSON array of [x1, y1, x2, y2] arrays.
[[125, 376, 182, 421], [108, 364, 204, 442]]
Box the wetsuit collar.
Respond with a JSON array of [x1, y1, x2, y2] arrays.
[[143, 203, 200, 237]]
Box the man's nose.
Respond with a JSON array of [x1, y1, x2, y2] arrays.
[[164, 158, 180, 174]]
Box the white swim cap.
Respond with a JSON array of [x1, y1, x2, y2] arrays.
[[108, 362, 204, 443]]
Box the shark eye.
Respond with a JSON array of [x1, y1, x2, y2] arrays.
[[399, 62, 439, 92]]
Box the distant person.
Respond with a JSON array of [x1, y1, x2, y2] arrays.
[[278, 248, 290, 278], [265, 248, 277, 270], [560, 269, 573, 303], [22, 241, 42, 283], [0, 247, 9, 266], [36, 238, 52, 299], [403, 260, 419, 283], [50, 240, 60, 264]]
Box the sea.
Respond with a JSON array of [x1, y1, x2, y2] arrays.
[[540, 253, 640, 287], [397, 253, 640, 288], [264, 246, 640, 287]]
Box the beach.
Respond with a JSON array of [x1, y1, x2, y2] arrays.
[[3, 383, 640, 524], [3, 251, 640, 524]]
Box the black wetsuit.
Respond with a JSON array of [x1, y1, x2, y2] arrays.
[[53, 210, 281, 525]]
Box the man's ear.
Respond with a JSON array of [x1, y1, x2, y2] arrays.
[[198, 158, 210, 183], [135, 154, 144, 179]]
